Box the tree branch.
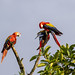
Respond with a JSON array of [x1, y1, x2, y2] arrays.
[[11, 45, 25, 75], [29, 56, 40, 75]]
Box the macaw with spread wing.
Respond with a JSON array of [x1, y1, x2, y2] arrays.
[[1, 32, 21, 63]]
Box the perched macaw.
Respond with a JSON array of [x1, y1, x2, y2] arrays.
[[39, 21, 63, 47], [39, 21, 63, 36], [36, 30, 50, 50], [1, 32, 21, 63]]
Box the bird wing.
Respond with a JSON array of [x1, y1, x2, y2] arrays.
[[36, 30, 50, 50], [43, 24, 63, 36]]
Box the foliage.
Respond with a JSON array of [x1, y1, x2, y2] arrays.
[[30, 44, 75, 75], [19, 72, 23, 75]]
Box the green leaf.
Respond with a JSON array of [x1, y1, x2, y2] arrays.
[[30, 55, 39, 61], [40, 47, 44, 53], [60, 45, 66, 51], [67, 50, 70, 56], [50, 63, 53, 67], [72, 51, 75, 53], [71, 60, 75, 63], [60, 71, 64, 75], [49, 59, 56, 63], [62, 45, 66, 49], [41, 59, 50, 63], [54, 51, 59, 59], [66, 43, 69, 49], [43, 46, 51, 55], [49, 55, 54, 61], [38, 63, 46, 67], [44, 53, 51, 59], [38, 70, 44, 73], [60, 45, 67, 54], [59, 53, 63, 61], [19, 72, 23, 75], [57, 69, 61, 75], [69, 44, 75, 50]]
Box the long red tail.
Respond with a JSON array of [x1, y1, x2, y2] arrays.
[[51, 31, 60, 47], [1, 49, 8, 63]]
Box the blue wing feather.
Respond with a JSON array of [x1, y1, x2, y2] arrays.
[[44, 25, 63, 35]]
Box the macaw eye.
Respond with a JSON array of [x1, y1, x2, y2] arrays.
[[17, 34, 21, 37]]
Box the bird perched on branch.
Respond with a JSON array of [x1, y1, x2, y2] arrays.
[[39, 21, 63, 47], [1, 32, 21, 63]]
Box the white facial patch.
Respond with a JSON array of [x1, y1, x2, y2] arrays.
[[17, 33, 21, 37], [41, 24, 43, 28]]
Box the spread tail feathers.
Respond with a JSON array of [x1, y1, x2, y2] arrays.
[[51, 31, 60, 47], [1, 49, 7, 63]]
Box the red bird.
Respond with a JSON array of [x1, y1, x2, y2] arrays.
[[1, 32, 21, 63], [39, 21, 63, 47], [39, 21, 63, 36]]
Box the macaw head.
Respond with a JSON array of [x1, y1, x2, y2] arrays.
[[12, 32, 21, 37], [39, 21, 50, 29], [39, 21, 46, 29]]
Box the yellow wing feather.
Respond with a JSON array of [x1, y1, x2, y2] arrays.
[[46, 23, 55, 28]]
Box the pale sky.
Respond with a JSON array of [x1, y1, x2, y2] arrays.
[[0, 0, 75, 75]]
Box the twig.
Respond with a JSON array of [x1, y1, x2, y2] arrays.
[[11, 45, 25, 75], [29, 56, 41, 75]]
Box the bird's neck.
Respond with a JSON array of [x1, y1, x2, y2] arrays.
[[13, 35, 17, 38]]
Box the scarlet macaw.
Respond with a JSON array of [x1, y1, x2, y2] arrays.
[[1, 32, 21, 63], [36, 30, 50, 50], [39, 21, 63, 36], [39, 21, 63, 47]]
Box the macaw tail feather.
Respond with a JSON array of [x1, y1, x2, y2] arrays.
[[1, 49, 7, 63], [51, 31, 60, 47], [39, 40, 42, 55]]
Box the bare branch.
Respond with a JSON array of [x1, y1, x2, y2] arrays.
[[11, 45, 25, 75]]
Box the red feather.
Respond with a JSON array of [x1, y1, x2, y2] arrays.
[[51, 31, 60, 47], [1, 49, 7, 63], [1, 32, 20, 63]]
